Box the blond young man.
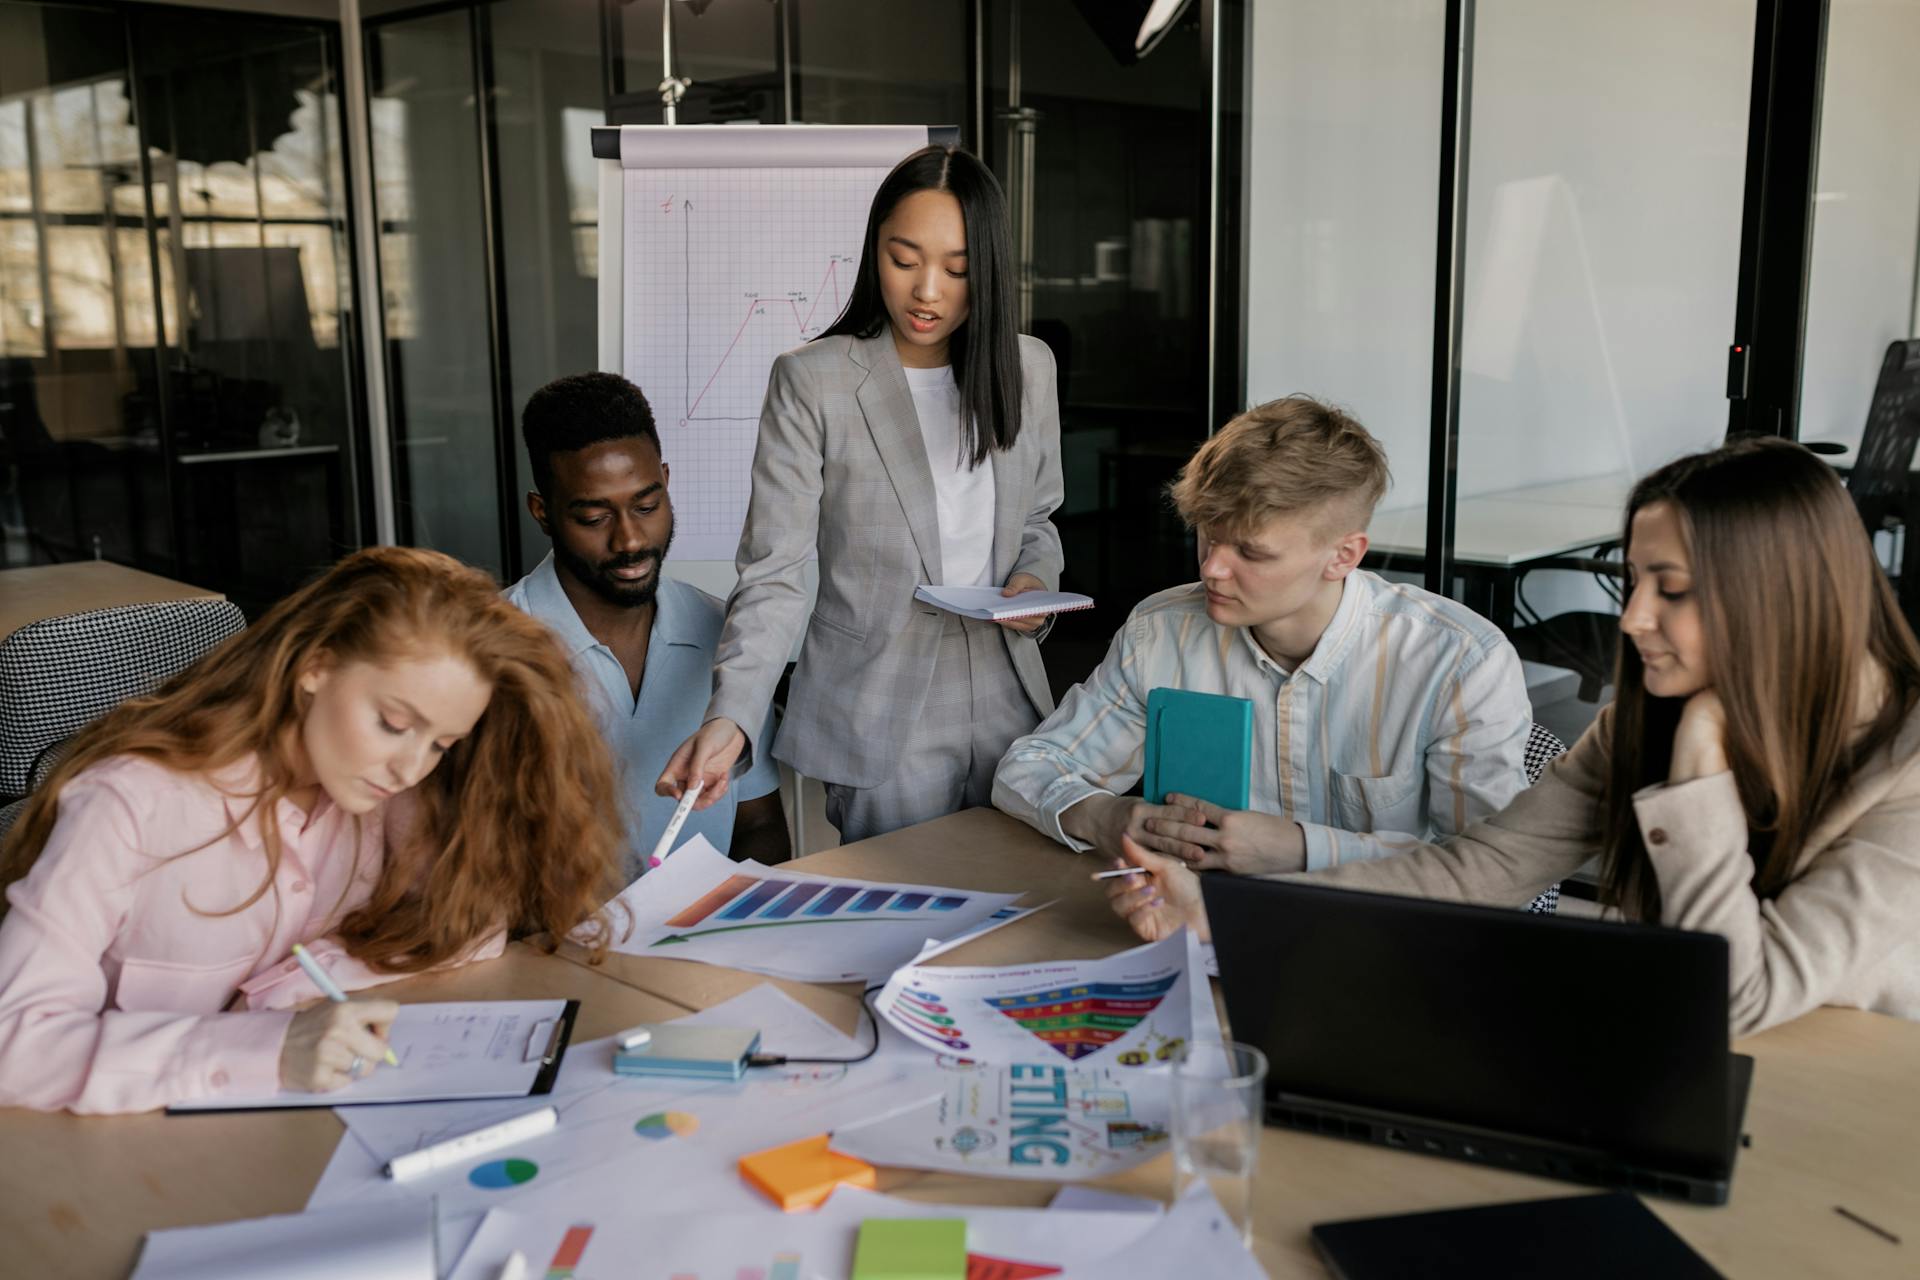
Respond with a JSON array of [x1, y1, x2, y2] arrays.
[[991, 396, 1531, 873]]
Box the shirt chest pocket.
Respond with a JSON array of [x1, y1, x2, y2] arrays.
[[1328, 767, 1426, 837], [112, 952, 262, 1015]]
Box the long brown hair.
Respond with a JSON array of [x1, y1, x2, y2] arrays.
[[1602, 436, 1920, 919], [0, 546, 625, 970]]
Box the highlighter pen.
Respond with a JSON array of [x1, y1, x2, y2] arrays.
[[383, 1106, 559, 1181], [646, 778, 705, 868], [290, 942, 400, 1067], [1091, 867, 1150, 880]]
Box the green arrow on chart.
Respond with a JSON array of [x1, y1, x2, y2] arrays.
[[653, 917, 905, 945]]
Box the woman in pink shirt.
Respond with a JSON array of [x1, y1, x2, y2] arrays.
[[0, 546, 624, 1112]]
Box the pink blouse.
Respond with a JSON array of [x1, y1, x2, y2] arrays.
[[0, 755, 499, 1113]]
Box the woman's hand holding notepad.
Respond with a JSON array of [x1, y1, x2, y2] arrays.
[[913, 585, 1094, 621]]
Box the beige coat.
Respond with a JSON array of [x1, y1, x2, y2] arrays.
[[1298, 705, 1920, 1035]]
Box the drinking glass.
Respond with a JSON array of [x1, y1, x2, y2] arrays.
[[1170, 1039, 1267, 1248]]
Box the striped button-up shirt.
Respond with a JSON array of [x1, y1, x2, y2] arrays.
[[991, 571, 1531, 869]]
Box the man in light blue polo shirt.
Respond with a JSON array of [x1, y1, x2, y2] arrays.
[[506, 373, 787, 883]]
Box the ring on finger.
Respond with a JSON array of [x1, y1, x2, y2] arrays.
[[349, 1054, 366, 1077]]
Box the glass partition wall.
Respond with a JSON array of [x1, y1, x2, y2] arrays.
[[1241, 0, 1757, 744], [0, 0, 362, 614]]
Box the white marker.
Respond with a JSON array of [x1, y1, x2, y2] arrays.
[[616, 1026, 654, 1051], [647, 779, 705, 868], [497, 1250, 528, 1280], [1092, 867, 1150, 880], [381, 1105, 558, 1181]]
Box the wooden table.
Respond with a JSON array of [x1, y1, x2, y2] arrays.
[[4, 809, 1916, 1278], [0, 561, 222, 640], [0, 945, 685, 1280]]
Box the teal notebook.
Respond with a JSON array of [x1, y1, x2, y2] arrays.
[[1142, 687, 1253, 811]]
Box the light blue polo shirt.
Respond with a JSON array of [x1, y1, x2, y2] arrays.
[[505, 553, 780, 884]]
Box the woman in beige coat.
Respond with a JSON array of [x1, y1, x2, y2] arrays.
[[1109, 436, 1920, 1036]]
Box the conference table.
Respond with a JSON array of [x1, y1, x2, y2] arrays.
[[3, 809, 1915, 1279]]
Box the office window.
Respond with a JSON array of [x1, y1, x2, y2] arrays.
[[1243, 0, 1443, 516], [612, 0, 782, 124], [368, 9, 502, 578], [491, 0, 607, 571], [791, 0, 968, 132], [1797, 0, 1920, 449], [986, 0, 1211, 672], [1, 0, 170, 571]]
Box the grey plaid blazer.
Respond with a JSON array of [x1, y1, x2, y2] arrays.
[[706, 330, 1064, 789]]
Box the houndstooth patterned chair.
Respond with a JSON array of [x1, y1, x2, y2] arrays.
[[0, 598, 246, 802], [1522, 723, 1568, 915]]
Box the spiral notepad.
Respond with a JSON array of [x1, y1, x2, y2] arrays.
[[913, 585, 1095, 622]]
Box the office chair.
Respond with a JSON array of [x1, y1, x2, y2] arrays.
[[1843, 340, 1920, 594], [0, 598, 246, 802], [1522, 722, 1567, 916], [1501, 555, 1625, 705]]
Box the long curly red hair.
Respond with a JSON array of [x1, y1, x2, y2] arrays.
[[1, 546, 625, 970]]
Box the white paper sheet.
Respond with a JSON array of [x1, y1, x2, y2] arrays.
[[910, 900, 1055, 964], [599, 837, 1025, 982], [308, 985, 937, 1272], [913, 585, 1095, 620], [130, 1200, 435, 1280], [1057, 1182, 1268, 1279], [877, 930, 1194, 1067], [448, 1185, 1159, 1280], [831, 1051, 1174, 1181], [169, 1000, 571, 1111]]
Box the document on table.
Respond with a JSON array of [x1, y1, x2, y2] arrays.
[[596, 837, 1025, 982], [130, 1200, 435, 1280], [307, 985, 939, 1271], [876, 929, 1194, 1067], [168, 999, 577, 1111], [447, 1185, 1160, 1280]]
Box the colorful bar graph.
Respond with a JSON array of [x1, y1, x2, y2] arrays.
[[889, 893, 931, 911], [761, 882, 828, 919], [665, 875, 758, 928], [718, 878, 794, 920], [849, 890, 894, 913], [770, 1253, 802, 1280], [932, 896, 967, 911], [544, 1224, 594, 1279], [805, 885, 860, 916]]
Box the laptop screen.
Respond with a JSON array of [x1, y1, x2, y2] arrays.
[[1202, 877, 1735, 1176]]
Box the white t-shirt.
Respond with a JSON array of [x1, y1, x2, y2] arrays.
[[903, 363, 997, 587]]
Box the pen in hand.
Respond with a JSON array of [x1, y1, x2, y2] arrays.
[[647, 779, 705, 868], [291, 942, 399, 1067]]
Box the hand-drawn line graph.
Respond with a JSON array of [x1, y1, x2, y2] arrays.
[[682, 251, 853, 422], [623, 166, 887, 560]]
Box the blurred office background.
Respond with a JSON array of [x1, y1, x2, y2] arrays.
[[3, 0, 1917, 742]]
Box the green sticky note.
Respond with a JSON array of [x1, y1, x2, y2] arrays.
[[850, 1218, 967, 1280]]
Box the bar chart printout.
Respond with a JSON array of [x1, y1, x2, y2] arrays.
[[603, 837, 1024, 982]]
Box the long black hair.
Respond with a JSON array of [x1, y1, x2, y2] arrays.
[[818, 145, 1024, 464]]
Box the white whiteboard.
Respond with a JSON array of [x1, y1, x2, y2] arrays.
[[596, 125, 945, 582]]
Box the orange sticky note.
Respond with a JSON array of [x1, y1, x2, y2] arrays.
[[738, 1133, 877, 1212]]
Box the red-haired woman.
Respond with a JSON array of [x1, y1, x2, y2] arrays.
[[1109, 437, 1920, 1035], [0, 547, 624, 1112]]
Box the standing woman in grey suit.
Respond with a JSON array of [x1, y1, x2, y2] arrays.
[[656, 146, 1064, 843]]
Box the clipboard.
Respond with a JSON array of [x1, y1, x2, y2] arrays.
[[168, 998, 580, 1113], [1142, 687, 1254, 812]]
